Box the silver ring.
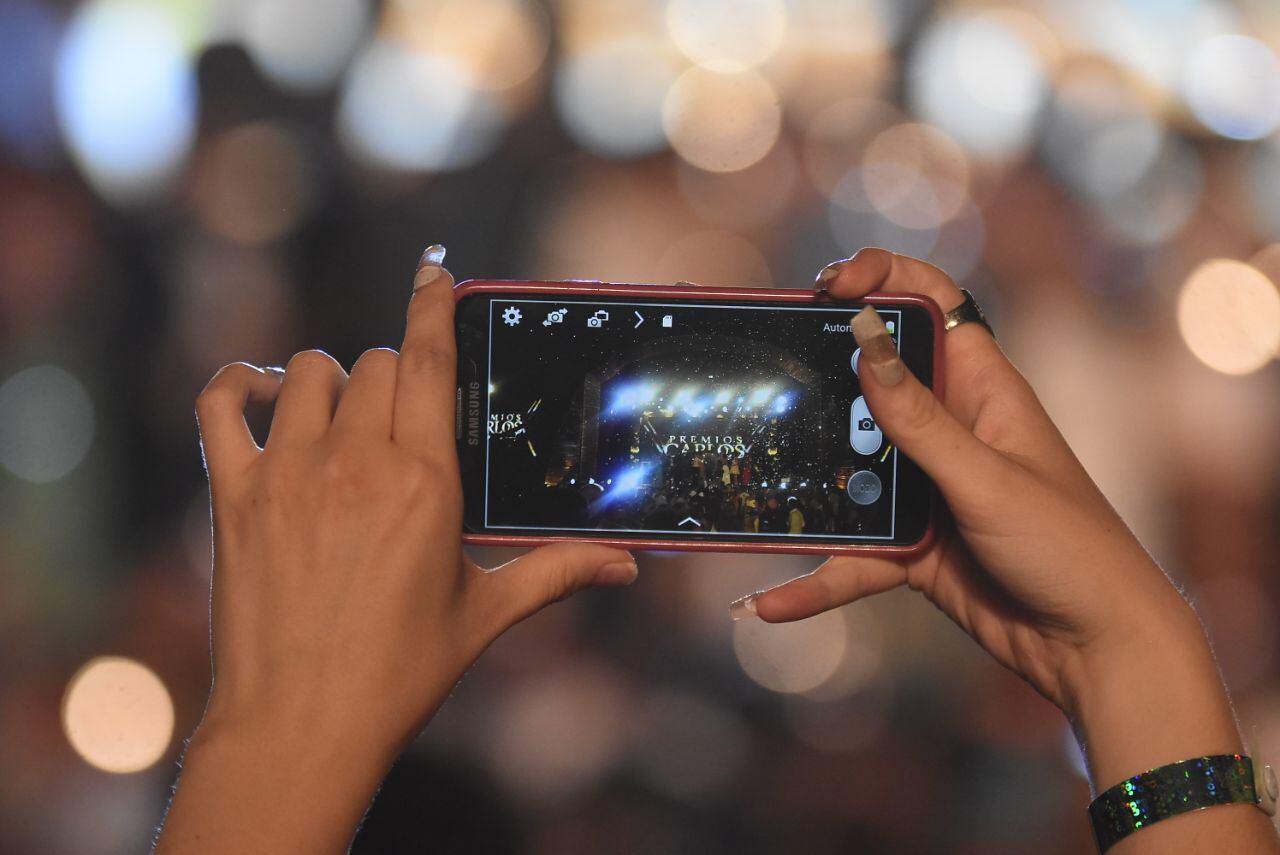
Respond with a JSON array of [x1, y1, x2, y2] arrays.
[[943, 289, 994, 338]]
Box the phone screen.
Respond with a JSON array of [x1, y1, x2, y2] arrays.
[[455, 288, 936, 548]]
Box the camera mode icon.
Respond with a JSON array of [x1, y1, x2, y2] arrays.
[[543, 308, 568, 326], [587, 310, 609, 328], [850, 395, 883, 455]]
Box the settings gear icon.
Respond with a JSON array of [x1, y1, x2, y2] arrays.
[[502, 306, 522, 327]]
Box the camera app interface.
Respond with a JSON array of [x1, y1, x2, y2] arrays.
[[481, 296, 912, 542]]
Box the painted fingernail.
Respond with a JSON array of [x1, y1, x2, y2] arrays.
[[595, 561, 639, 586], [261, 366, 286, 380], [729, 593, 758, 621], [414, 244, 447, 291], [851, 305, 905, 386], [814, 262, 843, 290]]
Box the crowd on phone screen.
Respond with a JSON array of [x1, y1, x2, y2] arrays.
[[542, 450, 873, 535]]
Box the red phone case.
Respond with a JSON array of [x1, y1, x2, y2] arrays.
[[454, 279, 946, 557]]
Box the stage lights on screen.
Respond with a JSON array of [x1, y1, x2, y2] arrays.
[[606, 382, 793, 420], [594, 463, 654, 509]]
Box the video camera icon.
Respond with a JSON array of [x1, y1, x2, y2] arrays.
[[587, 310, 609, 328], [543, 308, 568, 326]]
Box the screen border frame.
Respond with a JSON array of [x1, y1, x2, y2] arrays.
[[454, 278, 946, 556]]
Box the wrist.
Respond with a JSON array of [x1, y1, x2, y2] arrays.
[[1060, 594, 1242, 794], [157, 703, 398, 854], [191, 693, 402, 790]]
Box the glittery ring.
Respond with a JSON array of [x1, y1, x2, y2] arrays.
[[943, 289, 993, 338], [1088, 754, 1268, 853]]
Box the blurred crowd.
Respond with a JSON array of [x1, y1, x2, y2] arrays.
[[1, 0, 1279, 852]]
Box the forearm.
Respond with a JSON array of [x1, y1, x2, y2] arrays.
[[1062, 594, 1280, 854], [154, 713, 395, 854]]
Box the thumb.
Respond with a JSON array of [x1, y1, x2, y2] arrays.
[[852, 306, 1009, 497], [478, 542, 638, 630]]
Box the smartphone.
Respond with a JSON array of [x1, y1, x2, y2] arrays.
[[454, 280, 944, 555]]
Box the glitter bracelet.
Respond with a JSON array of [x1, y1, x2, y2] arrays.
[[1088, 754, 1267, 852]]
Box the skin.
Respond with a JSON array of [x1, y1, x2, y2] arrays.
[[155, 258, 637, 853], [747, 249, 1279, 853], [154, 249, 1279, 854]]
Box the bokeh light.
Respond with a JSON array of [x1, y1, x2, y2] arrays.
[[801, 96, 903, 196], [240, 0, 370, 93], [337, 38, 506, 173], [1094, 135, 1203, 246], [62, 656, 174, 774], [1057, 0, 1237, 95], [784, 680, 892, 754], [662, 67, 782, 173], [1041, 65, 1166, 204], [54, 0, 197, 203], [733, 606, 846, 694], [800, 600, 884, 702], [190, 122, 313, 246], [862, 123, 970, 226], [6, 0, 1280, 850], [908, 9, 1049, 158], [631, 688, 748, 801], [665, 0, 787, 73], [1182, 34, 1280, 140], [1177, 259, 1280, 375], [829, 166, 938, 262], [554, 38, 677, 158], [481, 662, 633, 804], [0, 0, 61, 167], [384, 0, 550, 96], [0, 365, 95, 483]]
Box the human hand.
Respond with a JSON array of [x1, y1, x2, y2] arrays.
[[157, 248, 636, 854], [730, 249, 1253, 802]]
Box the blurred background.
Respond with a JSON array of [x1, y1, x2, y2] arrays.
[[2, 0, 1279, 851]]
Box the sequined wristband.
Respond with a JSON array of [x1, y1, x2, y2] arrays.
[[1088, 754, 1265, 852]]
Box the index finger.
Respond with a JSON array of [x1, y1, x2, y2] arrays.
[[819, 248, 985, 341], [818, 248, 1009, 419], [392, 246, 458, 457], [195, 362, 284, 483]]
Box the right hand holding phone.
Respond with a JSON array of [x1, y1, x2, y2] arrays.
[[739, 250, 1230, 777]]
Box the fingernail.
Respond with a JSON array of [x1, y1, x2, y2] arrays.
[[814, 262, 843, 290], [414, 244, 447, 291], [851, 305, 905, 386], [595, 561, 638, 586], [261, 366, 286, 379], [729, 593, 758, 621]]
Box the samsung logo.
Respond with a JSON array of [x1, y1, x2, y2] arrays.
[[466, 381, 481, 445]]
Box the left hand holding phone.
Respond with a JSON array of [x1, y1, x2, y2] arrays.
[[154, 246, 637, 855]]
